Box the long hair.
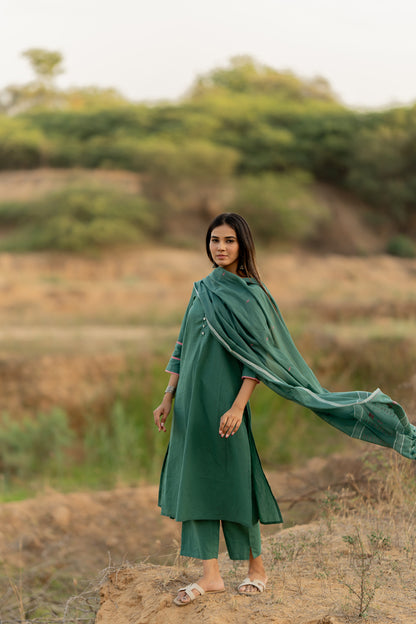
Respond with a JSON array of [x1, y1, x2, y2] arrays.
[[206, 213, 263, 285]]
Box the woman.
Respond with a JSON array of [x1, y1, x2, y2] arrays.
[[153, 213, 415, 607]]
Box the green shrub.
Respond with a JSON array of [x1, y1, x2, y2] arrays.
[[0, 409, 73, 480], [0, 115, 48, 168], [0, 185, 157, 251], [347, 109, 416, 227], [49, 135, 149, 170], [135, 139, 239, 209], [228, 171, 329, 243], [81, 365, 169, 484], [386, 235, 416, 258], [25, 106, 151, 141]]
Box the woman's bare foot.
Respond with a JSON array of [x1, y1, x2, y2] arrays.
[[238, 553, 267, 595], [175, 558, 225, 605]]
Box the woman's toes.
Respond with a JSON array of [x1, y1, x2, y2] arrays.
[[176, 591, 190, 603]]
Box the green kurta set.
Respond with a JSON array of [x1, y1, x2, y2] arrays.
[[158, 268, 416, 558]]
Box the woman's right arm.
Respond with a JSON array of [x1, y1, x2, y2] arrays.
[[153, 290, 195, 432], [153, 373, 178, 432]]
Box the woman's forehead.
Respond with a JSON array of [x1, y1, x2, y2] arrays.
[[211, 224, 237, 238]]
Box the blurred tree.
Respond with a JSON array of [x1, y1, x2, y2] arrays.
[[0, 48, 64, 113], [22, 48, 64, 87], [347, 106, 416, 229], [62, 86, 129, 111], [0, 49, 129, 114], [135, 139, 239, 220], [189, 55, 339, 103], [0, 115, 47, 168]]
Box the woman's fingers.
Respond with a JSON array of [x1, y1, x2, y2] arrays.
[[219, 413, 242, 438], [159, 410, 168, 432], [153, 407, 161, 429], [153, 405, 167, 432]]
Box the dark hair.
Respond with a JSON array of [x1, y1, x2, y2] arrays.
[[206, 213, 262, 284]]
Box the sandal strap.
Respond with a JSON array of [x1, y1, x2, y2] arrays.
[[238, 577, 266, 592], [178, 582, 205, 601]]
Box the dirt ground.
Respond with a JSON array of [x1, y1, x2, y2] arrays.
[[95, 508, 416, 624], [3, 452, 415, 624], [0, 168, 141, 202]]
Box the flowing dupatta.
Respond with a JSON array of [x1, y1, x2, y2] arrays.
[[195, 268, 416, 460]]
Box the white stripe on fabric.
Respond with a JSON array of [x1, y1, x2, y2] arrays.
[[194, 284, 382, 410]]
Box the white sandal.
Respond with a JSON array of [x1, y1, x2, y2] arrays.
[[237, 577, 266, 595], [174, 582, 205, 606], [173, 582, 225, 606]]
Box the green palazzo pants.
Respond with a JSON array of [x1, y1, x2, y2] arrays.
[[181, 519, 261, 560]]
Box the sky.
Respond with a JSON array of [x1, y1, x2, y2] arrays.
[[1, 0, 416, 110]]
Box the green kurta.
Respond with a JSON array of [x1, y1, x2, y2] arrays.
[[158, 283, 283, 527]]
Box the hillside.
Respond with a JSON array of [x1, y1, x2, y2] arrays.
[[0, 168, 385, 255]]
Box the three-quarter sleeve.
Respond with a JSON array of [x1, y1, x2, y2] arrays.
[[165, 340, 182, 375], [241, 364, 260, 384], [165, 292, 196, 376]]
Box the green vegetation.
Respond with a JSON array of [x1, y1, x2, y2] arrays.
[[0, 409, 73, 483], [0, 53, 415, 251], [386, 234, 416, 258], [0, 366, 326, 500], [0, 164, 329, 252], [0, 115, 47, 169], [5, 330, 415, 500], [0, 393, 347, 501], [0, 185, 157, 251], [1, 322, 415, 500], [228, 171, 329, 243]]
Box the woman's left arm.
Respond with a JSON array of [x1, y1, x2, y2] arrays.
[[219, 378, 258, 439]]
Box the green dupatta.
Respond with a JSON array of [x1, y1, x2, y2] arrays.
[[195, 267, 416, 460]]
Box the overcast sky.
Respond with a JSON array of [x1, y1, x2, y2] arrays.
[[1, 0, 416, 109]]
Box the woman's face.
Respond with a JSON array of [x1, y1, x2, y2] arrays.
[[209, 224, 240, 274]]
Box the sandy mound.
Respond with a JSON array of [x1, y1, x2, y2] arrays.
[[95, 511, 415, 624], [1, 452, 414, 622]]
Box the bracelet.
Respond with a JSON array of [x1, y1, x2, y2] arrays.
[[164, 385, 177, 396]]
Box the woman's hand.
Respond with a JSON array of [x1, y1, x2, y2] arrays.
[[153, 395, 173, 433], [219, 406, 244, 438], [219, 378, 257, 439]]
